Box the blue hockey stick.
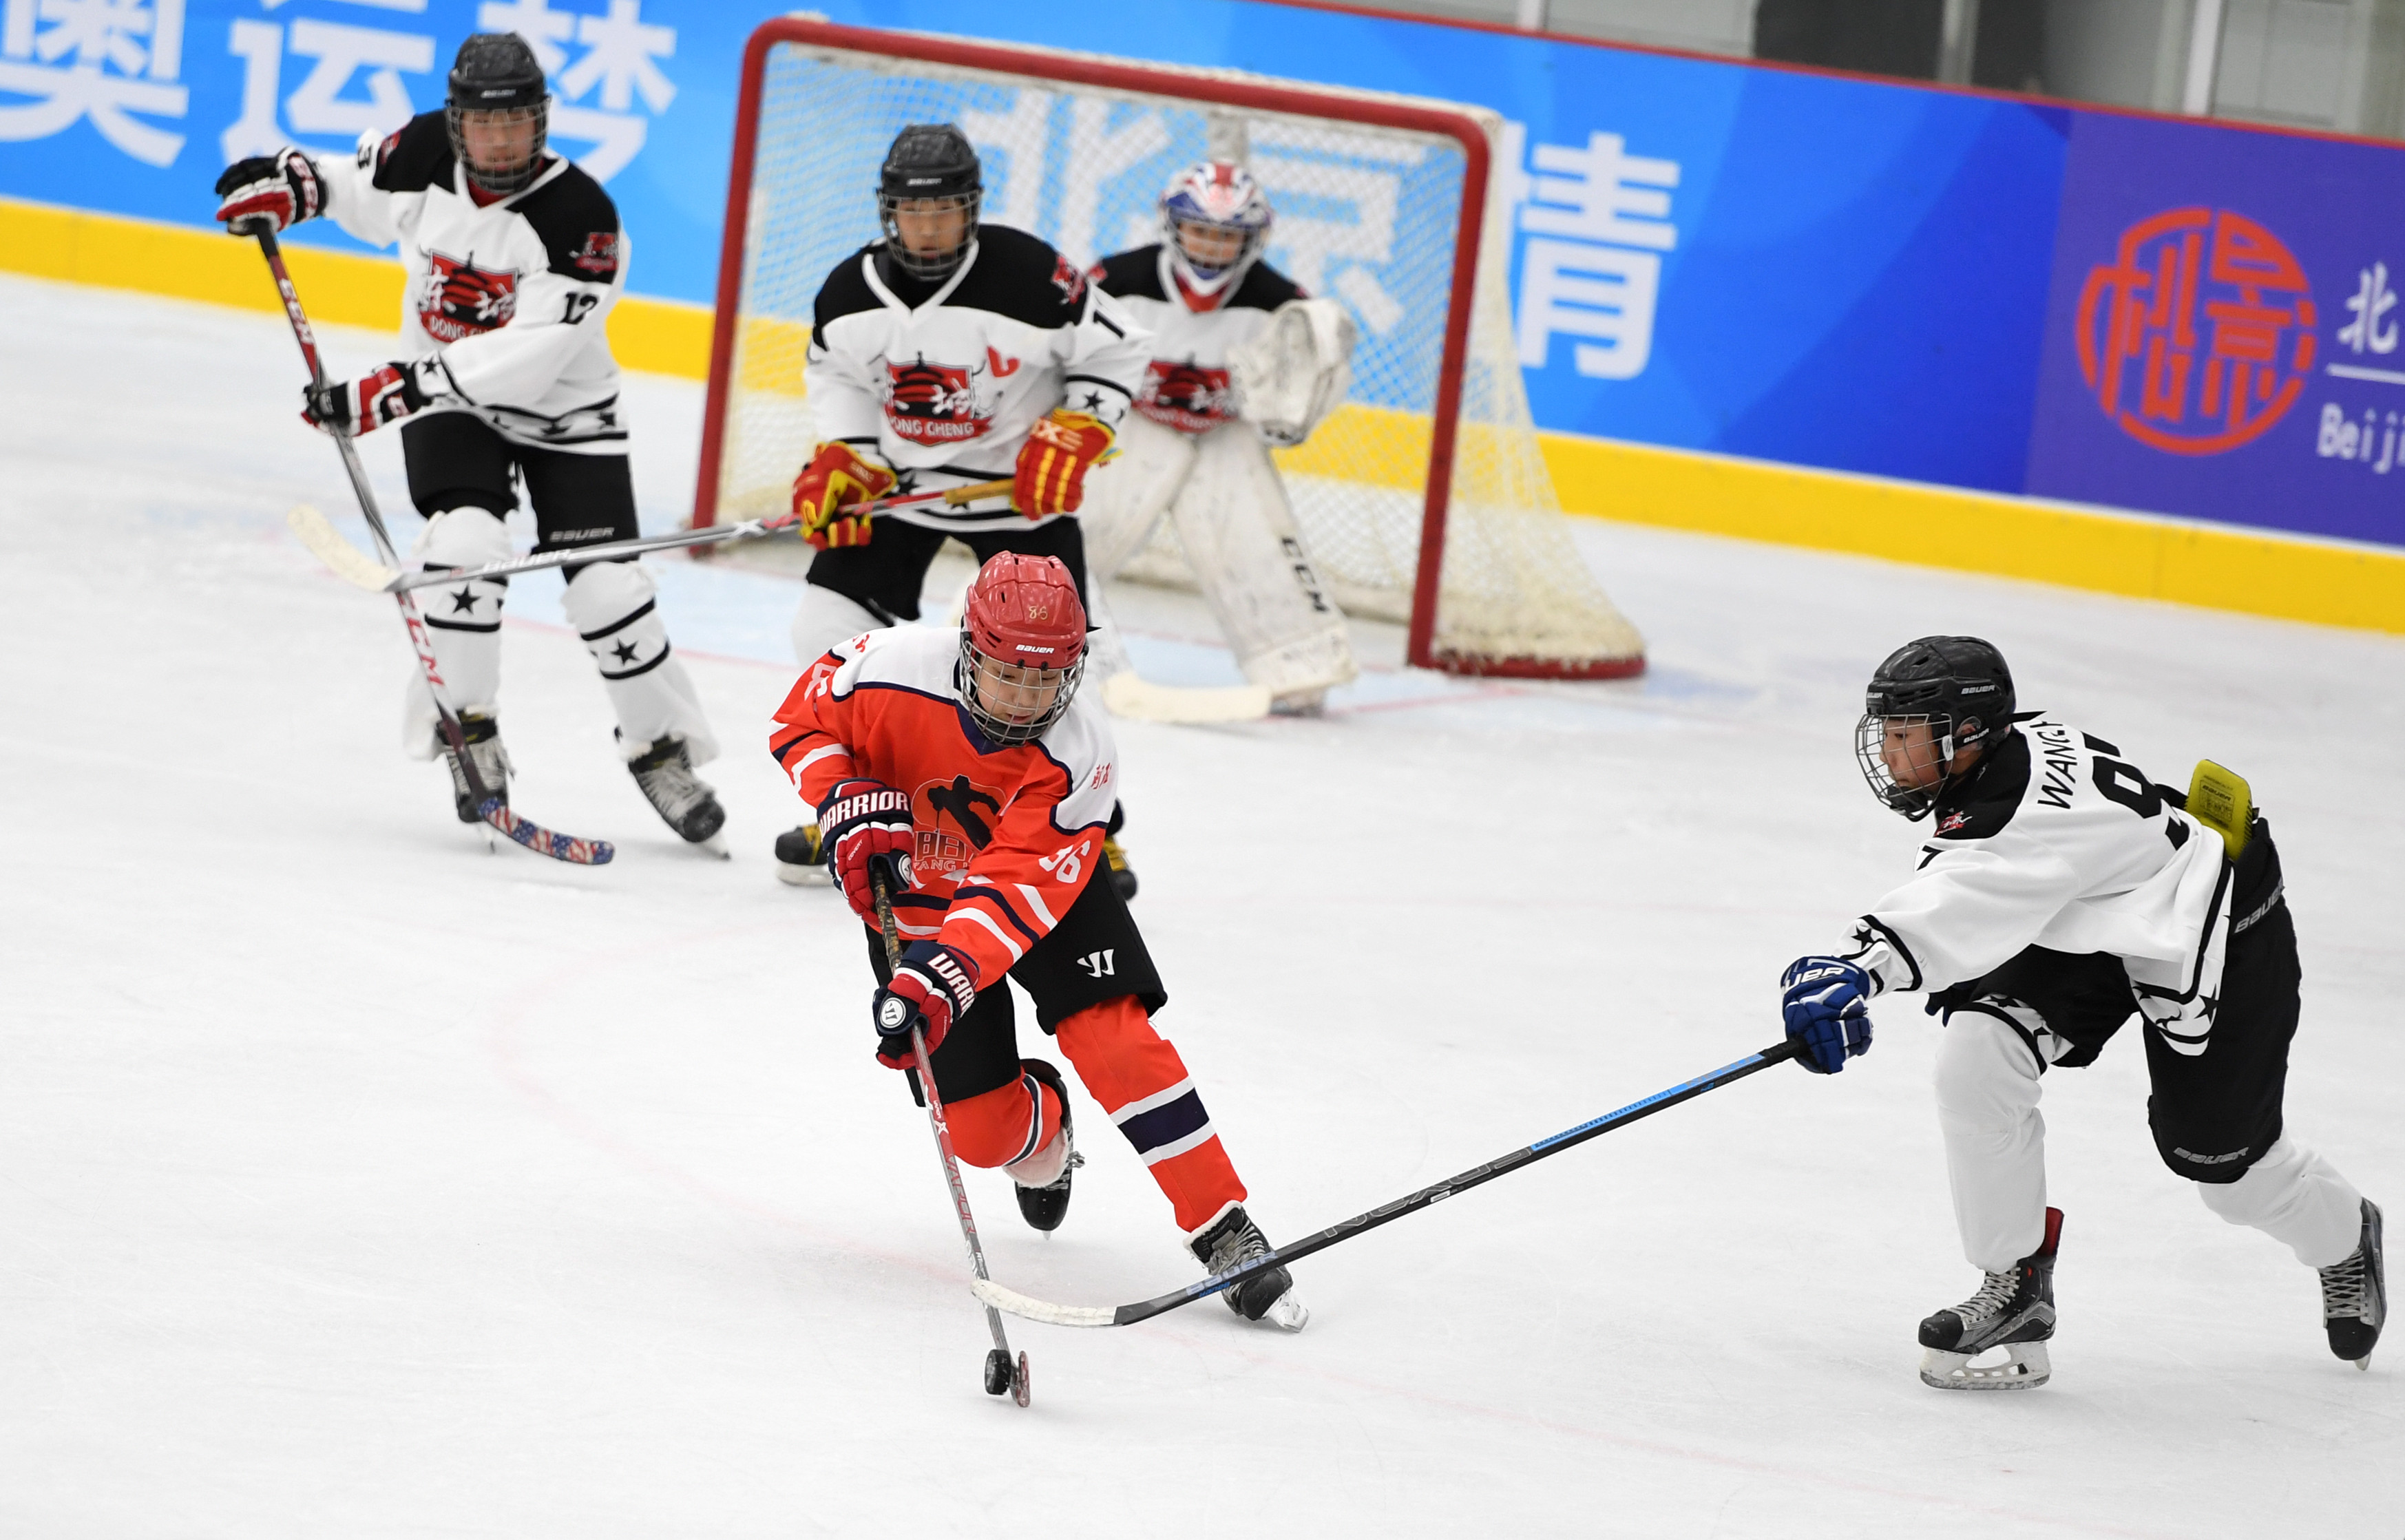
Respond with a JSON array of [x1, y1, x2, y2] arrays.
[[974, 1039, 1803, 1328]]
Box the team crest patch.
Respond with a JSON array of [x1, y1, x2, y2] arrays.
[[1937, 809, 1972, 834], [881, 354, 994, 444], [1050, 253, 1086, 303], [1136, 359, 1237, 433], [571, 231, 620, 277], [418, 251, 517, 342], [912, 773, 1006, 878]]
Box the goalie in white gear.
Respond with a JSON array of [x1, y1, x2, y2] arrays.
[[1082, 160, 1359, 715]]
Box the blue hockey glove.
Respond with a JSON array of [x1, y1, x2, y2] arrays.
[[1781, 956, 1873, 1074]]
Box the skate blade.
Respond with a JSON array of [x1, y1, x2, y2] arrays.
[[1920, 1341, 2050, 1390], [774, 860, 832, 887], [1254, 1292, 1310, 1333]]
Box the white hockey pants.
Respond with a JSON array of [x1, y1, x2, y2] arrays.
[[1078, 414, 1356, 702], [401, 507, 717, 765], [1934, 1006, 2362, 1273]]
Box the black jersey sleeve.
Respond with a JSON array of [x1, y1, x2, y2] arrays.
[[1092, 245, 1168, 301], [366, 112, 455, 193], [1229, 260, 1305, 311], [810, 244, 883, 350], [512, 162, 623, 282]]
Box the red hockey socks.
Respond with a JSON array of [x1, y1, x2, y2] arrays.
[[1053, 995, 1246, 1233], [943, 1068, 1062, 1172]]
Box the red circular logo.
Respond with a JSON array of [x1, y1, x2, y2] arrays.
[[2075, 207, 2317, 456]]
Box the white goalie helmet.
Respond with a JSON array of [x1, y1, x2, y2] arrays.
[[1159, 159, 1273, 302]]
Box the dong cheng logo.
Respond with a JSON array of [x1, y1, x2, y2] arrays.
[[2075, 208, 2318, 456]]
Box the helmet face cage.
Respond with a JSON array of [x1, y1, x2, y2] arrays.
[[958, 631, 1084, 747], [878, 190, 981, 282], [1159, 161, 1272, 297], [446, 101, 549, 195], [1856, 712, 1957, 821]]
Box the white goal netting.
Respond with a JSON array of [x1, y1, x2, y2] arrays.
[[706, 29, 1644, 676]]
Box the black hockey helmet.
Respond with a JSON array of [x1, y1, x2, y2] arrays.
[[878, 123, 981, 282], [446, 32, 548, 196], [1854, 636, 2016, 820]]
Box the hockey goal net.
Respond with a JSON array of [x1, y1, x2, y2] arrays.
[[694, 19, 1645, 679]]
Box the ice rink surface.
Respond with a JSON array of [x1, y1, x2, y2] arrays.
[[5, 273, 2401, 1537]]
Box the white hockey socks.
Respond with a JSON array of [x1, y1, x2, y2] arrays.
[[560, 560, 717, 766], [401, 507, 510, 761], [789, 582, 883, 666], [2197, 1135, 2365, 1269], [1934, 1006, 2053, 1274]]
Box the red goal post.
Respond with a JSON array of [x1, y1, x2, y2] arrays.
[[692, 19, 1645, 680]]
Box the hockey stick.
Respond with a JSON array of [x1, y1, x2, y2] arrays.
[[871, 865, 1032, 1406], [244, 223, 612, 867], [973, 1038, 1805, 1328], [289, 480, 1016, 594]]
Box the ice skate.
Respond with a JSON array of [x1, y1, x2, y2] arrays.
[[1919, 1207, 2060, 1389], [441, 712, 512, 823], [1188, 1203, 1307, 1331], [626, 735, 725, 847], [1103, 834, 1138, 901], [1007, 1058, 1082, 1233], [2321, 1198, 2385, 1369], [773, 824, 832, 885]]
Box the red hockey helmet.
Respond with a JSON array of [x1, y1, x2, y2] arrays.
[[958, 552, 1088, 746]]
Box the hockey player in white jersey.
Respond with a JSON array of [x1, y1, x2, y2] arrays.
[[212, 32, 724, 845], [770, 123, 1148, 889], [1082, 161, 1359, 715], [1779, 637, 2383, 1389]]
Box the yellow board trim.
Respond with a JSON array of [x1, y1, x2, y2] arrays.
[[6, 195, 2401, 636], [1542, 433, 2405, 636], [0, 193, 711, 379]]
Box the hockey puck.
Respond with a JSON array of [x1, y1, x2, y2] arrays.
[[983, 1348, 1012, 1396], [1011, 1350, 1031, 1409]]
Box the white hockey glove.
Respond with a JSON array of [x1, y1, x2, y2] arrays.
[[1231, 297, 1357, 447]]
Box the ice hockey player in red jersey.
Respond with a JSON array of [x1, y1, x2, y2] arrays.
[[1082, 159, 1360, 715], [768, 551, 1306, 1331], [213, 32, 724, 845], [772, 123, 1149, 894], [1780, 637, 2382, 1389]]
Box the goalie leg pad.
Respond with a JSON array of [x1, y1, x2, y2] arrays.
[[1172, 424, 1357, 700], [560, 561, 719, 766], [401, 506, 511, 761], [1075, 413, 1197, 580]]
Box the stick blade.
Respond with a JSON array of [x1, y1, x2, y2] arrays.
[[969, 1276, 1119, 1328], [288, 504, 399, 591], [1101, 671, 1272, 725]]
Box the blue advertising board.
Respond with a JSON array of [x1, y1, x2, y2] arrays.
[[2027, 109, 2405, 549], [3, 0, 2401, 557]]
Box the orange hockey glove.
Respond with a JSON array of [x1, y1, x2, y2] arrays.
[[791, 441, 898, 549], [1012, 409, 1115, 518]]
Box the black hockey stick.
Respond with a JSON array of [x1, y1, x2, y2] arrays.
[[871, 865, 1031, 1406], [242, 223, 611, 865], [290, 478, 1015, 593], [974, 1038, 1805, 1328]]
